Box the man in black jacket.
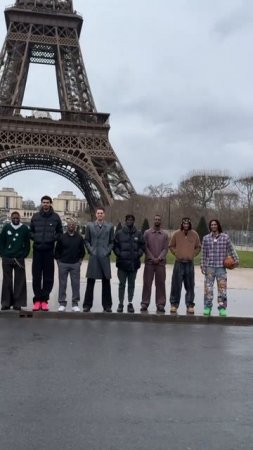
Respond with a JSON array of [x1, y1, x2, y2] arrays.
[[30, 195, 63, 311], [113, 214, 145, 313], [54, 218, 85, 312]]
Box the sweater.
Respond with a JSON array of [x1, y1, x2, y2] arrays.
[[169, 229, 201, 261], [54, 232, 85, 263], [0, 223, 30, 258]]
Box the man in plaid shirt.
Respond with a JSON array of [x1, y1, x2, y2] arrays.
[[201, 219, 239, 317]]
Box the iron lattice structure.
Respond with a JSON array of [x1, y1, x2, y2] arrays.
[[0, 0, 136, 211]]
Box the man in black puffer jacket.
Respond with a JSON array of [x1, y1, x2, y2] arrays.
[[113, 214, 145, 313], [30, 195, 63, 311]]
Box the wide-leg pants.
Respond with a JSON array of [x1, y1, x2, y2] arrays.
[[141, 263, 166, 307], [169, 261, 195, 307], [1, 257, 27, 307]]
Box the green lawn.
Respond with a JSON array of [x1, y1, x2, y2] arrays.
[[28, 245, 253, 268], [168, 250, 253, 268]]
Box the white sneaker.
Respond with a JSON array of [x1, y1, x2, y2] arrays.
[[72, 305, 80, 312], [58, 305, 66, 312]]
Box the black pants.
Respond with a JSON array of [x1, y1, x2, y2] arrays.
[[170, 261, 195, 307], [32, 249, 54, 302], [83, 278, 112, 309], [1, 257, 27, 307]]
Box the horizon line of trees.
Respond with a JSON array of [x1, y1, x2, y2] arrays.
[[104, 170, 253, 232]]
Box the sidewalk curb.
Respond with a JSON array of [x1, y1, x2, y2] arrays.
[[0, 310, 253, 326]]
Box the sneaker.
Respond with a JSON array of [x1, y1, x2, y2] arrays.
[[41, 302, 49, 311], [117, 304, 124, 313], [170, 305, 178, 314], [157, 305, 165, 313], [127, 303, 135, 313], [140, 304, 148, 312], [13, 306, 21, 311], [219, 308, 227, 317], [186, 306, 194, 315], [33, 301, 41, 311], [58, 305, 66, 312], [203, 306, 212, 316], [104, 307, 112, 313], [72, 305, 80, 312], [83, 305, 91, 312]]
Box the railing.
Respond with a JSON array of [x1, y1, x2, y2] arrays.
[[5, 2, 82, 17], [0, 105, 110, 126]]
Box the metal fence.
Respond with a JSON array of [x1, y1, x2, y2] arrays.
[[227, 230, 253, 249]]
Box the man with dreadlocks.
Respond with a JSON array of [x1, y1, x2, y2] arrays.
[[169, 217, 201, 315]]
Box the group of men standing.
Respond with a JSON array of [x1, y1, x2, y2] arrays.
[[0, 198, 239, 317]]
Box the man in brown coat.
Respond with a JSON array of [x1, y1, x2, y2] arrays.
[[169, 217, 201, 314], [141, 215, 169, 313]]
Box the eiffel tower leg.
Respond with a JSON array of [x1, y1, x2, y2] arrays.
[[0, 37, 28, 109], [55, 26, 96, 113]]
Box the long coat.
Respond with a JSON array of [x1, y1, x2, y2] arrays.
[[85, 221, 114, 279]]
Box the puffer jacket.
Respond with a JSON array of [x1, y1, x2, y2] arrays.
[[113, 225, 145, 272], [30, 207, 63, 251]]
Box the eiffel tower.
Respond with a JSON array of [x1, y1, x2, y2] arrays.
[[0, 0, 136, 212]]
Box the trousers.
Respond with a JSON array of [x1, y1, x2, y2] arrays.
[[1, 257, 27, 307], [170, 261, 195, 306], [58, 261, 81, 306], [83, 277, 112, 309], [118, 269, 137, 304], [32, 249, 54, 302], [141, 263, 166, 306], [204, 267, 227, 309]]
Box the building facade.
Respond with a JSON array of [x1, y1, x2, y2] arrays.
[[0, 188, 86, 223], [53, 191, 86, 216]]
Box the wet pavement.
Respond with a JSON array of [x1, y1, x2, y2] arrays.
[[0, 263, 253, 449], [0, 319, 252, 450]]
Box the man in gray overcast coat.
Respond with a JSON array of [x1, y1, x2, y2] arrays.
[[83, 207, 114, 312]]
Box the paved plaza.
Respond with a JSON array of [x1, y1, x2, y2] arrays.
[[1, 260, 251, 317]]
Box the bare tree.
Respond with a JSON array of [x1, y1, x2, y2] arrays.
[[144, 183, 174, 198], [144, 183, 175, 228], [214, 190, 239, 227], [178, 171, 231, 210], [234, 175, 253, 232]]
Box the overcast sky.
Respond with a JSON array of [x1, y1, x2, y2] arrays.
[[1, 0, 253, 204]]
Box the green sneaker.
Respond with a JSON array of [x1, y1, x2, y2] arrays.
[[203, 306, 212, 316], [219, 308, 227, 317]]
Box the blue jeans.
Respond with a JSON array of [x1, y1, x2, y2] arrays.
[[170, 261, 195, 307]]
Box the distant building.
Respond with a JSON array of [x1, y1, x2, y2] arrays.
[[53, 191, 86, 216], [0, 187, 22, 210], [0, 187, 86, 224]]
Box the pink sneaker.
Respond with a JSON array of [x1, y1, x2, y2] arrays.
[[41, 302, 49, 311], [33, 301, 41, 311]]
